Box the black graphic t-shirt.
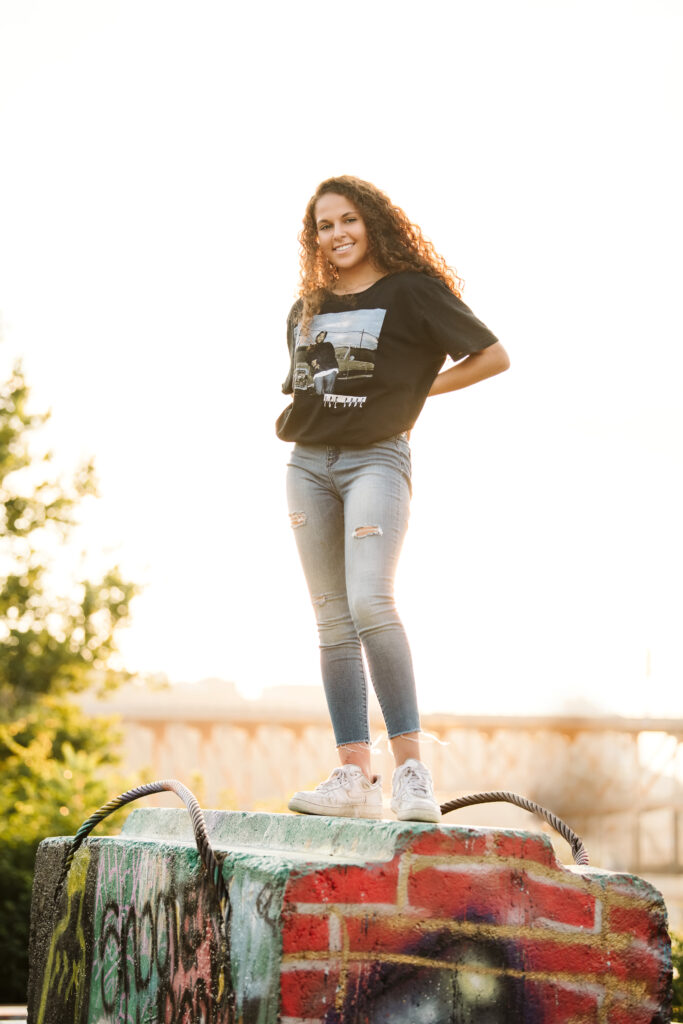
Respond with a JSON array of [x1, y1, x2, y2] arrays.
[[276, 270, 499, 445]]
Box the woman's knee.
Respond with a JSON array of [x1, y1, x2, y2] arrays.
[[313, 592, 359, 647], [348, 591, 398, 635]]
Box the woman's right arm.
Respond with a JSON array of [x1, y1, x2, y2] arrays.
[[428, 341, 510, 397]]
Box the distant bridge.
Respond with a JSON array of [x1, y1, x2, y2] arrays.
[[84, 697, 683, 884]]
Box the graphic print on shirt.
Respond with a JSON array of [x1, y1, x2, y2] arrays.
[[293, 308, 386, 409]]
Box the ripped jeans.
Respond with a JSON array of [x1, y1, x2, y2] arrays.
[[286, 435, 420, 746]]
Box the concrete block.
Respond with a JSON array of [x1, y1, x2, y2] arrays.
[[27, 809, 672, 1023]]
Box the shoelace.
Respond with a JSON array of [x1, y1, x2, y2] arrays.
[[316, 766, 354, 791], [400, 766, 431, 798]]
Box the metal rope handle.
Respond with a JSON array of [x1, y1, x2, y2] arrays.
[[57, 779, 230, 922], [53, 779, 234, 1015], [440, 790, 590, 866]]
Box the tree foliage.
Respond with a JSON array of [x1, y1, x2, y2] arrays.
[[0, 361, 137, 1002], [673, 930, 683, 1021]]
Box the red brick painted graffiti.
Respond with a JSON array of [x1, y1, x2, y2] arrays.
[[279, 829, 671, 1023], [27, 812, 672, 1024]]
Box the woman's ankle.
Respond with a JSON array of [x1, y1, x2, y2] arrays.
[[390, 731, 422, 768], [338, 742, 373, 780]]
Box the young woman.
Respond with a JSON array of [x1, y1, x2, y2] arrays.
[[277, 176, 509, 822]]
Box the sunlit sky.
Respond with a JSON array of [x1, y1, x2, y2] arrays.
[[1, 0, 682, 717]]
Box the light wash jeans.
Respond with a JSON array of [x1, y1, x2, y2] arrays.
[[286, 435, 420, 746]]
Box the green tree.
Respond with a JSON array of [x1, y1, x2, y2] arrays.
[[0, 362, 137, 1002], [673, 930, 683, 1021]]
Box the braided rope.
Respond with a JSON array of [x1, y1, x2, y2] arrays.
[[440, 790, 590, 866], [55, 779, 234, 1014], [57, 779, 230, 923]]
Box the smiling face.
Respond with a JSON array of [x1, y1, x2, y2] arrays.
[[314, 192, 373, 277]]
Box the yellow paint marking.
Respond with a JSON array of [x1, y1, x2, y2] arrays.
[[36, 848, 91, 1024], [596, 972, 661, 1024], [292, 906, 652, 958], [175, 898, 182, 949], [334, 917, 351, 1012], [598, 982, 613, 1024], [281, 949, 650, 1003]]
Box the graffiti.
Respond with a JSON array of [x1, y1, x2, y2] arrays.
[[228, 874, 285, 1024], [323, 934, 520, 1024], [28, 813, 671, 1024], [279, 833, 671, 1023], [95, 888, 223, 1020], [87, 844, 233, 1024], [35, 848, 94, 1024], [32, 842, 234, 1024]]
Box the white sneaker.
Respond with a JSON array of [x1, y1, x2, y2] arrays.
[[391, 759, 441, 822], [288, 765, 383, 819]]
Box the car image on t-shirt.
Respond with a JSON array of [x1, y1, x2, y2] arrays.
[[277, 271, 499, 446]]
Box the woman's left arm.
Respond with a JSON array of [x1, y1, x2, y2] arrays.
[[428, 341, 510, 397]]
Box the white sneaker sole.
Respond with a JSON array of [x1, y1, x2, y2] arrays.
[[391, 801, 442, 823], [288, 795, 383, 819]]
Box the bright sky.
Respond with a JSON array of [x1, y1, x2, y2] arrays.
[[1, 0, 681, 718]]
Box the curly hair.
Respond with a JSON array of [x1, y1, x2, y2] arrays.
[[297, 175, 463, 340]]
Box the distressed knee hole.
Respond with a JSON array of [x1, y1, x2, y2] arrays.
[[353, 524, 383, 539], [289, 511, 307, 529]]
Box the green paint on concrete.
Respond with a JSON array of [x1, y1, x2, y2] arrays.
[[86, 842, 180, 1023], [121, 806, 510, 863], [35, 846, 91, 1024], [227, 859, 285, 1024], [28, 834, 229, 1024], [28, 809, 671, 1024]]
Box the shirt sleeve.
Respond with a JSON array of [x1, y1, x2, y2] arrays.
[[415, 274, 499, 362]]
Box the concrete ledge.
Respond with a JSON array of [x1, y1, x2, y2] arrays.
[[28, 809, 672, 1022]]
